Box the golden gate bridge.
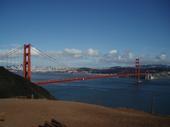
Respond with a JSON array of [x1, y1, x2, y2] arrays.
[[0, 43, 146, 85]]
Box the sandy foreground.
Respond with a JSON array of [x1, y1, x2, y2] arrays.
[[0, 99, 170, 127]]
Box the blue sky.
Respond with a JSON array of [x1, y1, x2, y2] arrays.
[[0, 0, 170, 67]]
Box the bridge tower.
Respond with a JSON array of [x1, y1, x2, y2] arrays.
[[23, 44, 31, 81], [135, 58, 141, 83]]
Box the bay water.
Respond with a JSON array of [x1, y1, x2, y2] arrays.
[[32, 72, 170, 115]]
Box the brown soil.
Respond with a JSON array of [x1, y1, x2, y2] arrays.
[[0, 99, 170, 127]]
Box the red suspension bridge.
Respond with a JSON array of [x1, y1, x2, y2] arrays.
[[0, 44, 147, 85]]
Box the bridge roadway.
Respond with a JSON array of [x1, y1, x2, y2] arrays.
[[34, 73, 146, 85]]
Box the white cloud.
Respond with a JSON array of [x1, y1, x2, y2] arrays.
[[86, 48, 99, 56], [157, 53, 166, 60], [0, 46, 170, 67], [0, 48, 22, 58], [128, 52, 134, 59], [109, 49, 118, 55], [64, 48, 82, 58], [45, 51, 63, 57], [121, 50, 134, 60], [31, 47, 40, 56]]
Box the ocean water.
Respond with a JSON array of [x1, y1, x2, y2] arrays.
[[32, 72, 170, 115]]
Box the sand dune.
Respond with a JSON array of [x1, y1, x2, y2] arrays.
[[0, 99, 170, 127]]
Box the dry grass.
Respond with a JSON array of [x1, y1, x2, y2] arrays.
[[0, 99, 170, 127]]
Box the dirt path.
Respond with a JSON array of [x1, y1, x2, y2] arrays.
[[0, 99, 170, 127]]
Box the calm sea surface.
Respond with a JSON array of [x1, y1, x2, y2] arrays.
[[31, 72, 170, 115]]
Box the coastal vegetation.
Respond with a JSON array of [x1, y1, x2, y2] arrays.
[[0, 67, 54, 99]]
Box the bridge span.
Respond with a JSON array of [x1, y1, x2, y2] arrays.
[[35, 73, 146, 85], [2, 43, 146, 85]]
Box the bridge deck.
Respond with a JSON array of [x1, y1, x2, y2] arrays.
[[34, 73, 146, 85]]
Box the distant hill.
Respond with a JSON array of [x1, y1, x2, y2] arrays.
[[0, 67, 55, 99], [77, 65, 170, 74]]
